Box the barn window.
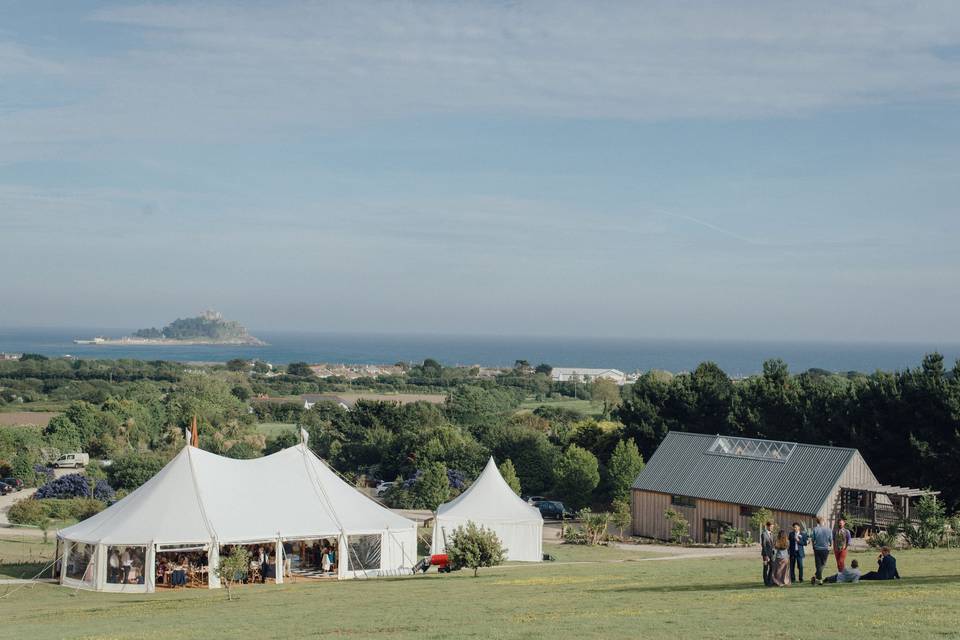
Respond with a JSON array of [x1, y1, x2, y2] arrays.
[[671, 495, 697, 508]]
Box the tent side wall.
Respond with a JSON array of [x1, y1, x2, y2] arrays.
[[432, 517, 542, 562]]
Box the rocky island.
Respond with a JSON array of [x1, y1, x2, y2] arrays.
[[75, 310, 266, 346]]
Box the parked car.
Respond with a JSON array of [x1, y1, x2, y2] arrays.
[[375, 481, 395, 497], [0, 481, 13, 496], [0, 477, 23, 491], [524, 495, 548, 505], [52, 452, 89, 469], [537, 501, 574, 520]]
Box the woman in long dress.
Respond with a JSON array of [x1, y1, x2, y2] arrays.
[[771, 530, 791, 586]]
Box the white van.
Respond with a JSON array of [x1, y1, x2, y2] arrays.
[[53, 453, 89, 469]]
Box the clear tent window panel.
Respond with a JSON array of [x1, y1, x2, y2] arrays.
[[708, 436, 796, 463], [65, 542, 96, 584], [106, 546, 148, 585], [347, 535, 382, 572]]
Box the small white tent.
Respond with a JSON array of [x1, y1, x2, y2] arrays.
[[57, 443, 418, 592], [431, 457, 543, 562]]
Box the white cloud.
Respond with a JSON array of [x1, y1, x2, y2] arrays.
[[1, 1, 960, 157]]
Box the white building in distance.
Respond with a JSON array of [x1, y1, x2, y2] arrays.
[[551, 367, 627, 386]]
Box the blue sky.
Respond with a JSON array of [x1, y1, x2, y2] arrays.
[[1, 1, 959, 341]]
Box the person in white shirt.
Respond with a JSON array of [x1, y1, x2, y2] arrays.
[[824, 558, 861, 584], [108, 550, 121, 583], [121, 548, 133, 584]]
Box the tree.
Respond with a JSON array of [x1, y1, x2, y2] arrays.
[[664, 507, 690, 544], [216, 546, 251, 601], [226, 358, 249, 372], [611, 499, 632, 538], [749, 508, 774, 541], [107, 453, 166, 491], [286, 362, 314, 377], [555, 445, 600, 510], [482, 424, 558, 495], [534, 363, 553, 376], [224, 441, 261, 459], [413, 462, 450, 510], [264, 431, 300, 455], [607, 438, 645, 503], [447, 521, 506, 577], [591, 378, 622, 418], [420, 358, 442, 378], [498, 459, 521, 495]]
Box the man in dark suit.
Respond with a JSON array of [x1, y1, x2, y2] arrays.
[[861, 546, 901, 580], [788, 522, 809, 583], [760, 521, 776, 586]]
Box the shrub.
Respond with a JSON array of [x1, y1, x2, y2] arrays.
[[868, 522, 901, 549], [107, 453, 165, 491], [447, 521, 507, 577], [664, 507, 690, 544], [35, 473, 91, 499], [33, 465, 54, 485], [722, 527, 746, 545], [7, 498, 47, 526], [900, 494, 946, 548], [611, 499, 631, 538], [7, 497, 105, 524], [578, 508, 611, 545], [93, 479, 116, 502], [42, 498, 105, 521]]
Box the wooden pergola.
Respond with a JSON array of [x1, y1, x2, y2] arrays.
[[840, 485, 939, 529]]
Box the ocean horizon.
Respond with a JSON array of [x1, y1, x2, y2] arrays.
[[1, 327, 958, 376]]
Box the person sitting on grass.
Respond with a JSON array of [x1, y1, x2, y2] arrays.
[[823, 558, 860, 583], [860, 547, 900, 581]]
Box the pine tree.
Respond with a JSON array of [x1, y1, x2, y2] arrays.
[[498, 459, 522, 495]]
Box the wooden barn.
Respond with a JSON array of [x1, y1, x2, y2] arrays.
[[631, 431, 936, 542]]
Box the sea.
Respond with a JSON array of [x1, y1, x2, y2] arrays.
[[1, 328, 958, 376]]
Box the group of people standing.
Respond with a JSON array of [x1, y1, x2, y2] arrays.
[[107, 547, 145, 585], [761, 516, 901, 586]]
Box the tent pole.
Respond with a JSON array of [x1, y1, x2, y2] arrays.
[[274, 535, 283, 585]]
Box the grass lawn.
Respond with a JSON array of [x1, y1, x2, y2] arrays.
[[0, 536, 56, 580], [518, 398, 603, 418], [255, 422, 298, 437], [1, 543, 957, 639]]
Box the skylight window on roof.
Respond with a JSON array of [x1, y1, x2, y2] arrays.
[[707, 436, 795, 462]]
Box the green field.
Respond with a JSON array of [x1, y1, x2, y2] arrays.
[[255, 422, 298, 437], [518, 398, 604, 418], [1, 538, 957, 639]]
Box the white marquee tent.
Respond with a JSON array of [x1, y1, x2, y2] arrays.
[[56, 441, 418, 592], [431, 457, 543, 562]]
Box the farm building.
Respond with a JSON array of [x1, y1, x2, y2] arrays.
[[550, 367, 626, 385], [631, 431, 937, 543]]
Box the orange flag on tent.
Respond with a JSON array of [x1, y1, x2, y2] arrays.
[[191, 415, 198, 447]]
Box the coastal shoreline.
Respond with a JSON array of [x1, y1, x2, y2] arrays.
[[75, 338, 267, 346]]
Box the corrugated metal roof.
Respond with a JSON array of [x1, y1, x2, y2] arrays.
[[632, 431, 858, 515]]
